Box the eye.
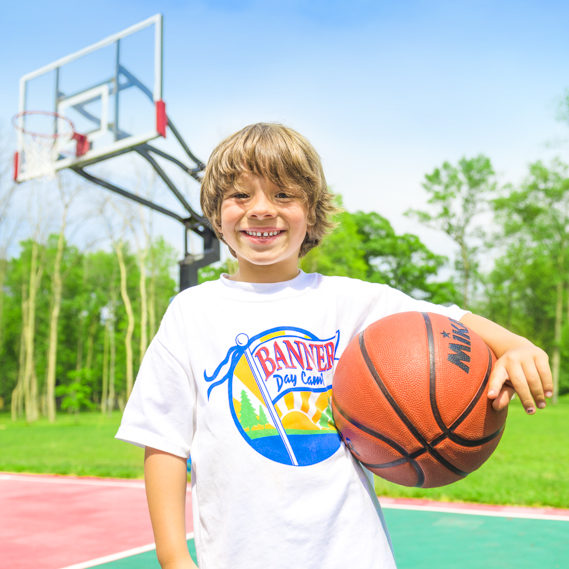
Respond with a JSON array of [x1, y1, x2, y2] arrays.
[[230, 192, 250, 200], [275, 189, 298, 200]]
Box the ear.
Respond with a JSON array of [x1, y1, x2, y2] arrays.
[[306, 211, 316, 235], [212, 215, 223, 236]]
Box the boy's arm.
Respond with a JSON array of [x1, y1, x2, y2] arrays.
[[460, 313, 553, 414], [144, 447, 197, 569]]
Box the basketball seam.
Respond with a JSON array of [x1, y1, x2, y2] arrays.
[[447, 424, 505, 447], [423, 314, 504, 450], [423, 312, 447, 433], [359, 330, 469, 480], [332, 394, 411, 456], [332, 394, 426, 487], [362, 447, 429, 470], [448, 347, 493, 431]]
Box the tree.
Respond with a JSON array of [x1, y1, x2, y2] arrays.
[[199, 258, 238, 283], [406, 155, 497, 306], [114, 240, 136, 399], [0, 137, 19, 411], [352, 211, 459, 304], [301, 200, 459, 305], [44, 178, 81, 421], [301, 202, 368, 279], [492, 159, 569, 401], [11, 238, 46, 421]]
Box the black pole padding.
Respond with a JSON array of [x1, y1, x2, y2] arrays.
[[179, 228, 220, 291]]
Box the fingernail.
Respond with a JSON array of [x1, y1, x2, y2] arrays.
[[537, 401, 546, 409], [488, 390, 496, 397], [545, 391, 553, 398], [526, 407, 535, 415]]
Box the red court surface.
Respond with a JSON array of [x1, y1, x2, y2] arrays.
[[0, 473, 193, 569]]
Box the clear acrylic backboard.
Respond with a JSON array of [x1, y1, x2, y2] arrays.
[[14, 14, 164, 182]]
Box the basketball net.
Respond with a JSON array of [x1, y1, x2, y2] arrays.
[[13, 111, 78, 181]]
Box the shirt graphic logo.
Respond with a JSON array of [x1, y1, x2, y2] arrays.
[[205, 326, 341, 466]]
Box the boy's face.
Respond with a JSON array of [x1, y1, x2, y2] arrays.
[[218, 172, 309, 283]]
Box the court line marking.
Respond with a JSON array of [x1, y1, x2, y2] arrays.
[[0, 473, 146, 489], [58, 533, 195, 569], [4, 473, 567, 521], [381, 499, 569, 522]]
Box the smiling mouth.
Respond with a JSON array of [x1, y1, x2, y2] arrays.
[[242, 230, 284, 237]]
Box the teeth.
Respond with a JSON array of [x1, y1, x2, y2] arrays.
[[246, 230, 280, 237]]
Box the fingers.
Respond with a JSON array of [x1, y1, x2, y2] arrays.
[[488, 348, 552, 414], [487, 364, 508, 400], [535, 350, 554, 399], [491, 386, 515, 412]]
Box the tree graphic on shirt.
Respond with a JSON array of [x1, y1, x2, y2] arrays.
[[258, 405, 270, 428], [239, 390, 258, 431], [318, 402, 334, 430]]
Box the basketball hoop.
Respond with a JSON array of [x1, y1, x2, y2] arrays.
[[12, 110, 89, 181]]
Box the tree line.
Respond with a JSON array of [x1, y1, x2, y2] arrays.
[[1, 153, 568, 421]]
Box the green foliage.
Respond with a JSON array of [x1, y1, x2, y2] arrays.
[[0, 235, 177, 416], [478, 243, 555, 348], [199, 258, 238, 283], [352, 211, 459, 304], [301, 200, 368, 278], [406, 155, 497, 306], [3, 154, 569, 418], [56, 373, 95, 414], [301, 205, 459, 304], [488, 158, 569, 396]]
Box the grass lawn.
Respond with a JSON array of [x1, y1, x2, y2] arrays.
[[1, 396, 568, 507], [0, 411, 144, 479], [373, 395, 569, 508]]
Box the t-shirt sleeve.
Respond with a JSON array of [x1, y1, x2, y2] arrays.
[[115, 298, 196, 458], [342, 278, 470, 334]]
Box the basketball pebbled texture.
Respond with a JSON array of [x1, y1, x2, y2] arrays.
[[332, 311, 507, 488]]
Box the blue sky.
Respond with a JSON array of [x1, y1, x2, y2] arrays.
[[2, 0, 568, 257]]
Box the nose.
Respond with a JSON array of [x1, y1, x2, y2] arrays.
[[248, 191, 276, 218]]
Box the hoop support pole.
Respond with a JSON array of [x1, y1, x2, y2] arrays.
[[71, 166, 186, 223]]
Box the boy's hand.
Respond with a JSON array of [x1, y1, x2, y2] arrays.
[[460, 313, 554, 415], [487, 341, 553, 414]]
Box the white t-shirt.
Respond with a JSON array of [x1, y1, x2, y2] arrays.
[[116, 271, 467, 569]]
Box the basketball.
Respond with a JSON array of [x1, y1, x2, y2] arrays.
[[332, 311, 507, 488]]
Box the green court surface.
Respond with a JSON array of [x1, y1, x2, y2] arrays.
[[385, 508, 567, 569], [85, 540, 197, 569], [86, 507, 567, 569]]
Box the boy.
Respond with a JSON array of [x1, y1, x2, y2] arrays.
[[116, 123, 552, 569]]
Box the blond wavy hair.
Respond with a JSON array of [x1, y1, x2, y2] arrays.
[[200, 123, 336, 257]]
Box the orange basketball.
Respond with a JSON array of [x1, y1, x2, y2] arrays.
[[332, 311, 507, 488]]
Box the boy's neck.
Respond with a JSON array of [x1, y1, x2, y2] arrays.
[[228, 261, 301, 283]]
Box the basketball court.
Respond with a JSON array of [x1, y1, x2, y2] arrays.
[[2, 472, 567, 569]]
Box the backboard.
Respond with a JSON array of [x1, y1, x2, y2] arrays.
[[14, 14, 164, 182]]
